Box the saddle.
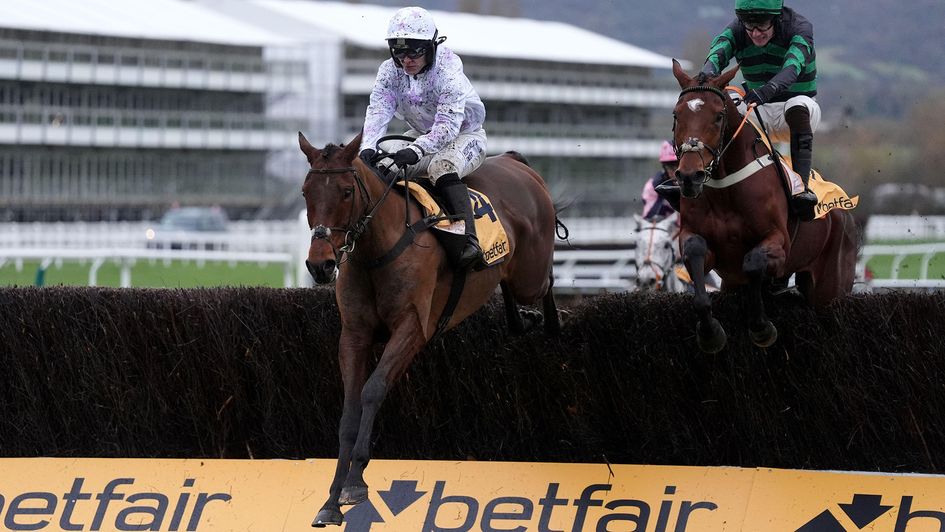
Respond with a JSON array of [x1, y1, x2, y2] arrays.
[[749, 122, 859, 220], [395, 179, 511, 268], [722, 87, 859, 220]]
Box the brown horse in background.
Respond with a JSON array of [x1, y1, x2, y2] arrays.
[[298, 132, 560, 527], [670, 59, 857, 353]]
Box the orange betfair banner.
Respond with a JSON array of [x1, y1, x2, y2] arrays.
[[0, 458, 943, 531]]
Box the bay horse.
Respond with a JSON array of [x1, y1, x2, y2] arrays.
[[670, 59, 857, 353], [298, 131, 560, 527]]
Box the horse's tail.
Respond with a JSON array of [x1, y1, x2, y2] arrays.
[[552, 197, 573, 243], [505, 149, 571, 241], [504, 150, 531, 167]]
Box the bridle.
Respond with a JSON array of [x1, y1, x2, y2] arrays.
[[672, 85, 738, 181], [305, 163, 396, 265], [306, 161, 439, 270]]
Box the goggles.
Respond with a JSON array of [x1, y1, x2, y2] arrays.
[[739, 16, 774, 33], [391, 45, 427, 60]]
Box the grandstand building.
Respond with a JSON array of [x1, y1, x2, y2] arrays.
[[217, 0, 680, 217], [0, 0, 678, 221], [0, 0, 311, 221]]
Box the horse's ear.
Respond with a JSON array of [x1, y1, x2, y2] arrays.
[[299, 132, 319, 166], [633, 213, 644, 228], [715, 65, 740, 88], [672, 58, 693, 88], [341, 131, 364, 163]]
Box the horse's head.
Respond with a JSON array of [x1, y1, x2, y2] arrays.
[[632, 212, 679, 291], [299, 131, 367, 284], [671, 59, 740, 199]]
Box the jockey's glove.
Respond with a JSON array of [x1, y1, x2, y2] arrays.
[[392, 146, 422, 168], [744, 83, 777, 107], [359, 149, 376, 165]]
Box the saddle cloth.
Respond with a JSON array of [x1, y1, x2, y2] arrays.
[[749, 121, 859, 220], [779, 158, 860, 220], [399, 181, 511, 267]]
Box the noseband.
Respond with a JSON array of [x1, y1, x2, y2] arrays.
[[673, 85, 731, 179]]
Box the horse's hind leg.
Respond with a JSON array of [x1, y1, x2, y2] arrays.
[[683, 234, 726, 353], [542, 272, 561, 335], [501, 280, 527, 334], [743, 246, 778, 348]]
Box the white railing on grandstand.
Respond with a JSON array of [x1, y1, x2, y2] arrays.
[[552, 249, 636, 293], [0, 220, 299, 252], [864, 215, 945, 241]]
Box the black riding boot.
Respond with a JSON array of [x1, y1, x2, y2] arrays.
[[436, 173, 484, 270], [654, 181, 681, 212], [786, 107, 818, 221]]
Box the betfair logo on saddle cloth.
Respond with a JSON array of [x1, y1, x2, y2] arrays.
[[400, 181, 511, 266]]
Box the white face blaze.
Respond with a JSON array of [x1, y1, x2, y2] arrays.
[[687, 98, 705, 113]]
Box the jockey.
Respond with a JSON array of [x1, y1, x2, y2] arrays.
[[665, 0, 820, 221], [641, 140, 680, 220], [358, 6, 488, 269]]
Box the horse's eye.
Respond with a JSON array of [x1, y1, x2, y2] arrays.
[[715, 112, 724, 123], [343, 187, 353, 199]]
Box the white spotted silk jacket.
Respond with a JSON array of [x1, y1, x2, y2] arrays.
[[359, 46, 486, 156]]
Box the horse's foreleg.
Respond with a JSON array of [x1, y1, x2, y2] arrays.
[[683, 234, 726, 353], [339, 315, 426, 506], [313, 332, 371, 527], [743, 245, 778, 348]]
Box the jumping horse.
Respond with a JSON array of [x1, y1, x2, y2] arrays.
[[670, 59, 857, 353], [298, 132, 561, 527]]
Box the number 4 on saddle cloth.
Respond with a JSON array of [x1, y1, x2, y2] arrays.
[[398, 180, 511, 268]]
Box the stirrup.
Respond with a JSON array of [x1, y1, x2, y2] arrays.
[[655, 182, 681, 211], [791, 189, 817, 221], [457, 240, 485, 270]]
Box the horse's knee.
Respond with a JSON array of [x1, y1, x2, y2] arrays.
[[743, 247, 768, 280], [682, 235, 707, 259], [360, 377, 388, 413]]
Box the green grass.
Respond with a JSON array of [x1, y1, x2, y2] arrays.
[[864, 239, 945, 280], [866, 254, 945, 281], [0, 259, 288, 288]]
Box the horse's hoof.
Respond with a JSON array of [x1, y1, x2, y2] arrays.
[[749, 321, 778, 348], [312, 507, 343, 527], [339, 483, 369, 506], [519, 308, 543, 332], [697, 318, 727, 354]]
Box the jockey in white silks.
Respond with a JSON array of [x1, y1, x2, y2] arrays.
[[358, 6, 487, 269]]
